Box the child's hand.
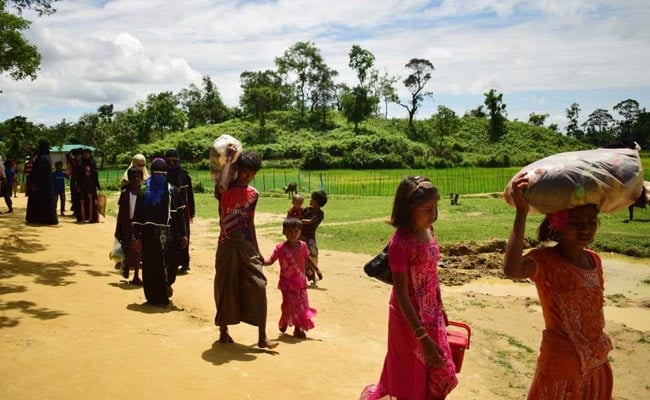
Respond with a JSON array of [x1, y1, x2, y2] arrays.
[[226, 144, 242, 162], [419, 335, 445, 368], [511, 172, 530, 213], [180, 236, 189, 249]]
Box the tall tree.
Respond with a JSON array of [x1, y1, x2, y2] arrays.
[[348, 44, 375, 87], [432, 105, 459, 148], [178, 76, 230, 128], [239, 70, 291, 136], [0, 115, 42, 159], [583, 108, 615, 145], [613, 98, 640, 139], [143, 91, 186, 139], [369, 70, 399, 118], [483, 89, 507, 141], [565, 102, 582, 139], [275, 41, 326, 116], [0, 0, 58, 81], [309, 65, 338, 129], [398, 58, 435, 132]]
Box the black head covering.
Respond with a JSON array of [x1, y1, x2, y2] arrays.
[[38, 140, 50, 155], [165, 149, 179, 158]]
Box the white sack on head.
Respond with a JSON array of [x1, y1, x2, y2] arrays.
[[503, 148, 644, 214], [209, 134, 242, 183]]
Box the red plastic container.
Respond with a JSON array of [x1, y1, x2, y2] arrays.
[[446, 321, 471, 373]]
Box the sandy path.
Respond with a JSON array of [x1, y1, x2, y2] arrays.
[[1, 195, 648, 400]]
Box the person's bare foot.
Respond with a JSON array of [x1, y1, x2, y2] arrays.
[[293, 328, 306, 339], [279, 324, 287, 333], [258, 338, 279, 349], [219, 331, 234, 344]]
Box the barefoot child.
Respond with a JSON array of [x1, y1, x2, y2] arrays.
[[213, 146, 278, 349], [301, 190, 327, 283], [361, 176, 458, 400], [115, 167, 143, 285], [263, 217, 317, 339], [503, 173, 613, 399]]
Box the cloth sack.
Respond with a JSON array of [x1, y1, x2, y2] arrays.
[[503, 147, 644, 214], [363, 245, 392, 285], [209, 134, 242, 183]]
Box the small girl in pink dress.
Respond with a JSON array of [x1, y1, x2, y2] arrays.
[[361, 176, 458, 400], [264, 217, 317, 338]]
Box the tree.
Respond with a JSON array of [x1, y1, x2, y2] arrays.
[[348, 45, 375, 87], [333, 83, 350, 112], [528, 112, 549, 127], [0, 115, 42, 159], [309, 65, 338, 129], [341, 86, 378, 132], [613, 98, 640, 139], [239, 70, 291, 136], [466, 106, 487, 118], [483, 89, 507, 141], [565, 102, 583, 139], [433, 106, 459, 148], [178, 76, 231, 128], [143, 92, 186, 139], [275, 41, 327, 116], [398, 58, 435, 132], [583, 108, 615, 145], [369, 70, 399, 118], [0, 0, 58, 81]]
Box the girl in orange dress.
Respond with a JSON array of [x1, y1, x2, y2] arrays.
[[504, 173, 613, 399]]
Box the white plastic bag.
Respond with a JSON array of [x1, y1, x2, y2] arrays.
[[109, 239, 125, 262], [209, 134, 242, 183], [503, 147, 644, 214]]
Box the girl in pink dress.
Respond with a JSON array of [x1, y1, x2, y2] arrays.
[[361, 176, 458, 400], [264, 217, 317, 338]]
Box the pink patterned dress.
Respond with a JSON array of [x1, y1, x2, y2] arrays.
[[361, 228, 458, 400], [268, 241, 316, 331]]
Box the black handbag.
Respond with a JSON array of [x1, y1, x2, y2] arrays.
[[363, 245, 392, 284]]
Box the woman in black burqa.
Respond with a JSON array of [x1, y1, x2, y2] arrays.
[[25, 140, 58, 225], [132, 158, 188, 307]]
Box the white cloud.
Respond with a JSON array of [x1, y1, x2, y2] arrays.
[[1, 0, 649, 126]]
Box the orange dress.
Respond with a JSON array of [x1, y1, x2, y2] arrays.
[[525, 247, 613, 400]]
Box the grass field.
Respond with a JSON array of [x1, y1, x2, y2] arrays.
[[191, 192, 650, 258]]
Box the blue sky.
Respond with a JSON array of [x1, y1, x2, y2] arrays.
[[1, 0, 649, 132]]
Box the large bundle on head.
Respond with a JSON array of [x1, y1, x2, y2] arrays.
[[503, 147, 644, 214], [209, 134, 242, 183]]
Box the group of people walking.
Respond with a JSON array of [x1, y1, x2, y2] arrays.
[[7, 139, 618, 399]]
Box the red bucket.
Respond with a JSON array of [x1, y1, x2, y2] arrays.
[[446, 321, 471, 373]]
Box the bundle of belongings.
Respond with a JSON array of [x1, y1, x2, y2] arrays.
[[503, 147, 644, 214], [209, 134, 243, 183]]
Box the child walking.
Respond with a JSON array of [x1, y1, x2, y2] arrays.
[[263, 217, 317, 339], [300, 190, 327, 283], [115, 167, 143, 285], [361, 176, 458, 400], [213, 145, 277, 349], [503, 173, 613, 399]]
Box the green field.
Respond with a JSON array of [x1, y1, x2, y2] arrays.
[[189, 193, 650, 258]]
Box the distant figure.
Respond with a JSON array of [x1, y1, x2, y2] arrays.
[[78, 149, 101, 223], [115, 167, 144, 285], [26, 140, 58, 225], [2, 159, 15, 213], [284, 182, 298, 198], [166, 148, 195, 273], [52, 160, 68, 216]]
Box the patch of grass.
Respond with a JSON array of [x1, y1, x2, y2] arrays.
[[508, 337, 534, 353]]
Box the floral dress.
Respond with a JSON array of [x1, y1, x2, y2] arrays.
[[268, 241, 316, 331], [361, 228, 458, 400]]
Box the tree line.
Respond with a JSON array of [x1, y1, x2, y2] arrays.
[[1, 1, 648, 167]]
